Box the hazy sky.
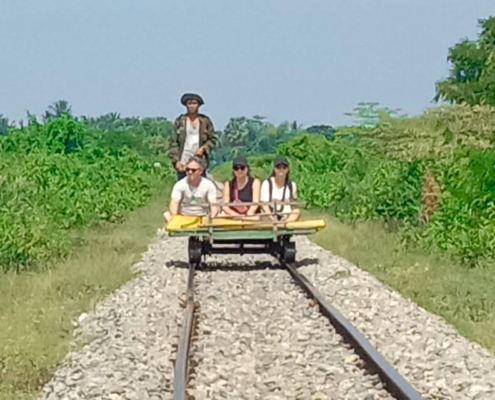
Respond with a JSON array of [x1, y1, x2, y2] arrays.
[[1, 1, 494, 129]]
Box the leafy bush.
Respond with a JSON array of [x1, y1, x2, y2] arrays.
[[231, 131, 495, 267], [403, 148, 495, 266], [355, 104, 495, 162], [0, 116, 173, 270], [277, 134, 423, 221], [213, 134, 423, 223], [332, 103, 495, 265]]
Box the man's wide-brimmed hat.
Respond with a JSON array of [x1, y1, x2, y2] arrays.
[[180, 93, 204, 106]]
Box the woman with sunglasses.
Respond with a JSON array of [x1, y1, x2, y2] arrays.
[[260, 156, 300, 222], [222, 156, 261, 218]]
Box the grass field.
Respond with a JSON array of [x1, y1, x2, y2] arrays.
[[0, 188, 170, 400]]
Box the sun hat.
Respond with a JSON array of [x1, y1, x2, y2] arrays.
[[233, 156, 248, 167], [274, 156, 289, 167], [180, 93, 204, 106]]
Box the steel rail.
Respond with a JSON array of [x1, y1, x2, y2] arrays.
[[172, 262, 197, 400], [284, 261, 425, 400]]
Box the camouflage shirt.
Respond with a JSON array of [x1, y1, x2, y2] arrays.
[[169, 114, 216, 169]]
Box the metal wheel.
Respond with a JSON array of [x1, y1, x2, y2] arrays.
[[283, 241, 296, 263], [188, 237, 203, 264]]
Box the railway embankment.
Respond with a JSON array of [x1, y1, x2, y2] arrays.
[[38, 234, 495, 400]]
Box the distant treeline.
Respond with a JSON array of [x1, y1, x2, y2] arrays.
[[0, 101, 335, 168]]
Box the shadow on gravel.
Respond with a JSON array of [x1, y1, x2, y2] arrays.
[[166, 258, 319, 272]]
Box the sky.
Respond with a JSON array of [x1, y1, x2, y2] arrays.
[[0, 1, 494, 129]]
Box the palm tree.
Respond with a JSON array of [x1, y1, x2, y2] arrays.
[[0, 114, 9, 135], [224, 117, 249, 147], [43, 100, 73, 122]]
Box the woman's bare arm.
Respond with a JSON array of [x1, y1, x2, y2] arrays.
[[283, 208, 300, 222], [282, 182, 300, 222], [222, 181, 238, 215], [247, 179, 261, 216]]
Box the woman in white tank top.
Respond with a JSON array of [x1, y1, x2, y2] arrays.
[[260, 156, 300, 223]]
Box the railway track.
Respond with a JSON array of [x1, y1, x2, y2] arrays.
[[37, 235, 495, 400], [172, 257, 424, 400], [173, 262, 197, 399]]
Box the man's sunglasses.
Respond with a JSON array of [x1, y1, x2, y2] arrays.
[[186, 167, 200, 173], [275, 164, 288, 169], [233, 165, 246, 171]]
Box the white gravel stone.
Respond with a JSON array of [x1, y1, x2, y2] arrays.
[[37, 233, 495, 400], [294, 235, 495, 400], [38, 236, 190, 400], [188, 252, 395, 400]]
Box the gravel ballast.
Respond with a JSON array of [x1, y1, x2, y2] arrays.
[[39, 235, 188, 400], [189, 253, 395, 400], [295, 236, 495, 400], [38, 234, 495, 400]]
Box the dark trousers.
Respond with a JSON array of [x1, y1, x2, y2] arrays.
[[177, 170, 207, 180]]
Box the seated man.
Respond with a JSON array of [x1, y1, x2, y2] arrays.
[[164, 156, 219, 223]]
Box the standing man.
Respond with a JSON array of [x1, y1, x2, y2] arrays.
[[169, 93, 217, 180]]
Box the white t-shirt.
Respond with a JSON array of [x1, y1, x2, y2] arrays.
[[171, 177, 218, 215], [180, 119, 200, 165], [260, 177, 297, 214]]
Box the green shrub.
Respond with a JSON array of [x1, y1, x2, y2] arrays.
[[277, 134, 423, 221], [227, 132, 495, 267], [0, 116, 173, 271], [403, 148, 495, 266]]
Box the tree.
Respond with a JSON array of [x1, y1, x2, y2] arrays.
[[344, 102, 402, 128], [0, 114, 9, 135], [306, 125, 334, 139], [43, 100, 73, 122], [26, 111, 38, 126], [435, 15, 495, 105], [223, 116, 270, 153]]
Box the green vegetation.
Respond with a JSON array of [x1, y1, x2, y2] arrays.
[[0, 114, 174, 271], [214, 110, 495, 267], [345, 103, 495, 266], [0, 103, 175, 398], [209, 115, 332, 167], [435, 15, 495, 105], [353, 103, 495, 161], [0, 189, 170, 400]]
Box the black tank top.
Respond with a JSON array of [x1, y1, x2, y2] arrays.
[[229, 176, 253, 202]]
